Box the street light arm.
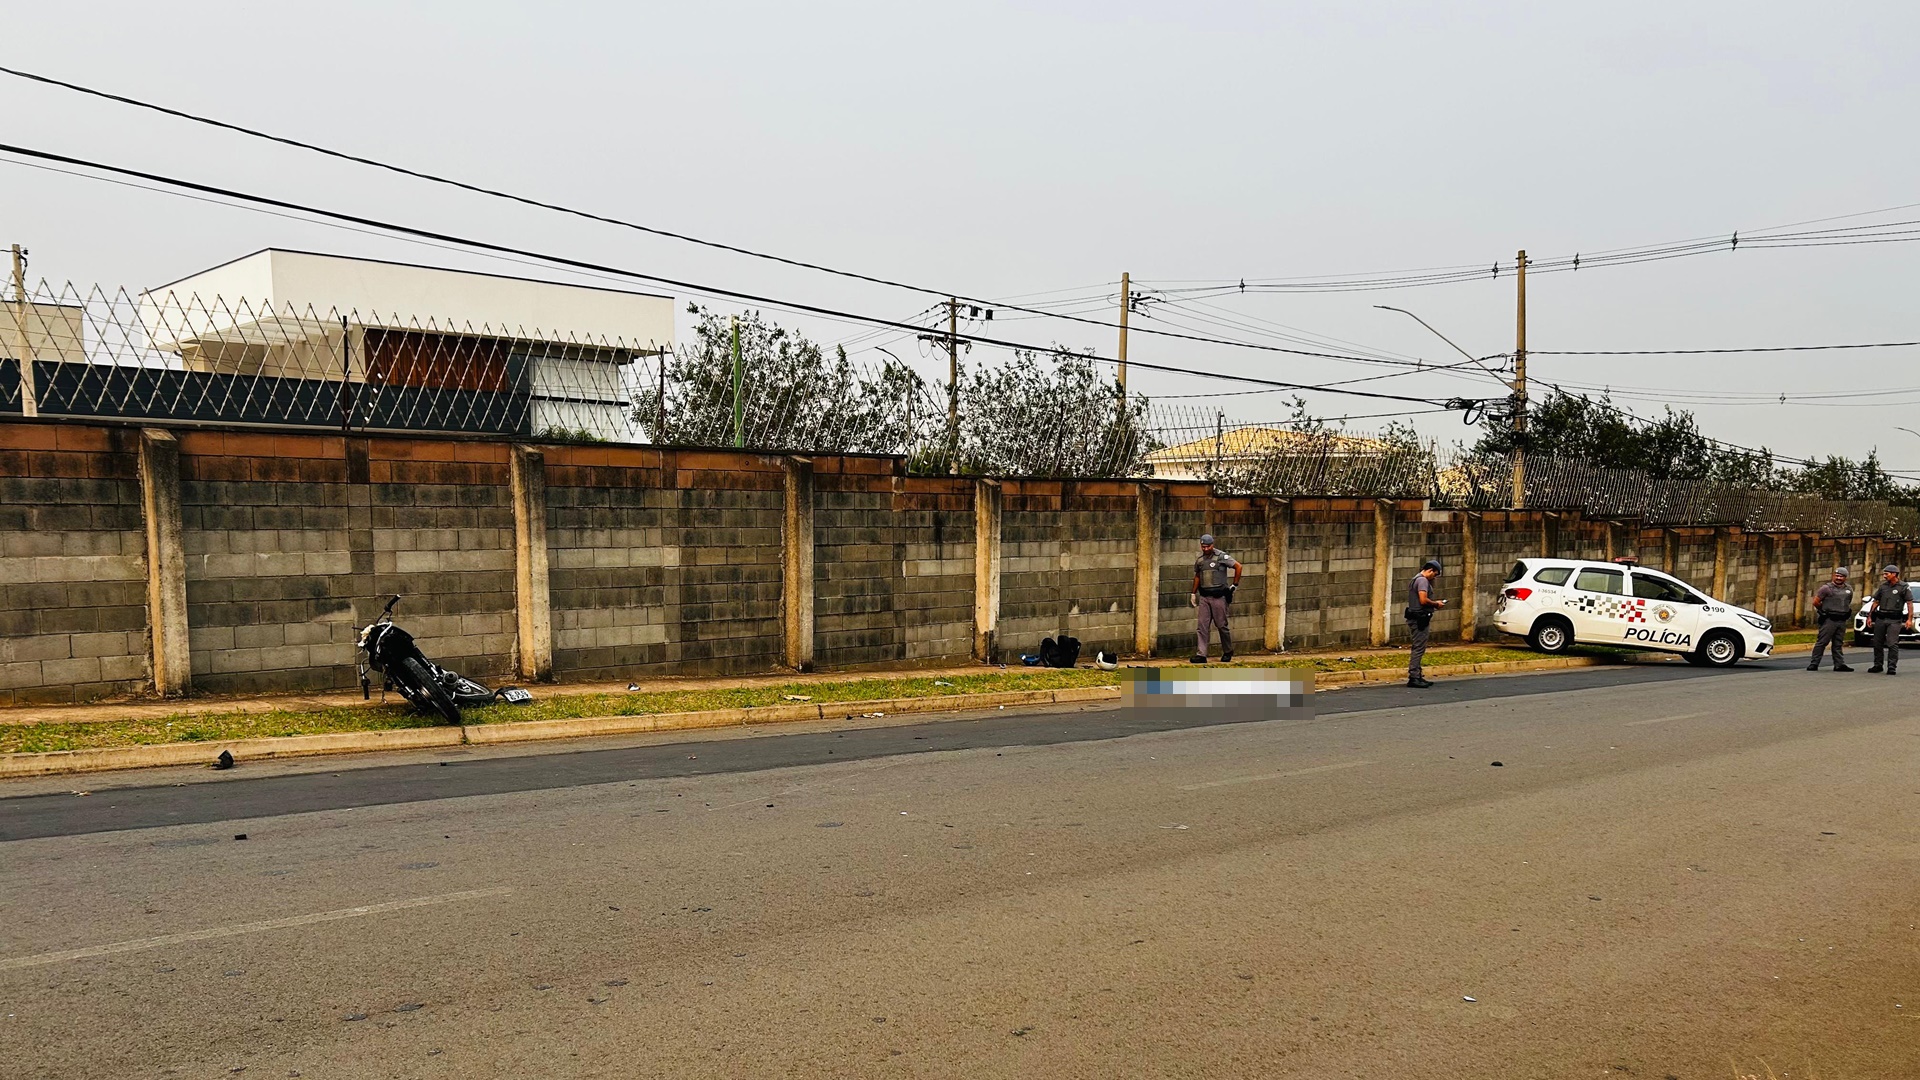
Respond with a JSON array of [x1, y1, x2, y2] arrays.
[[1373, 305, 1509, 384]]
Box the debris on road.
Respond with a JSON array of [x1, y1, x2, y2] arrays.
[[1491, 761, 1504, 767], [1463, 996, 1477, 1003], [783, 695, 812, 702], [213, 750, 235, 770]]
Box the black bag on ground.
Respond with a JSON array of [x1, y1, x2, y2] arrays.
[[1039, 636, 1082, 668]]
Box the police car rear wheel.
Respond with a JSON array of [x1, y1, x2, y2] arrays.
[[1697, 631, 1741, 668], [1528, 617, 1573, 655]]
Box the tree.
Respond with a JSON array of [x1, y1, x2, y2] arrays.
[[633, 305, 917, 453], [1471, 389, 1775, 483], [944, 346, 1157, 476], [1780, 450, 1917, 503]]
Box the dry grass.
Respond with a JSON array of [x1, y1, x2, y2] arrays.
[[0, 642, 1609, 756]]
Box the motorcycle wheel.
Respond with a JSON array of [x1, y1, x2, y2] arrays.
[[402, 656, 462, 725]]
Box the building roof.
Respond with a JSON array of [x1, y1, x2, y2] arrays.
[[143, 249, 674, 351], [1144, 425, 1393, 464]]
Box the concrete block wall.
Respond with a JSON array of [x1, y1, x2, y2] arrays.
[[176, 434, 519, 695], [9, 418, 1910, 705], [0, 425, 149, 704], [366, 441, 518, 683], [178, 433, 360, 695], [1281, 502, 1377, 650], [813, 465, 974, 668], [545, 447, 784, 678], [1000, 481, 1138, 660]]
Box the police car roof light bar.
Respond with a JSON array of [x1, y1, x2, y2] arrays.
[[1612, 556, 1640, 566]]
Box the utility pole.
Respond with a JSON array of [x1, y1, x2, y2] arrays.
[[946, 297, 959, 473], [730, 315, 744, 448], [1117, 272, 1130, 399], [10, 244, 35, 418], [1512, 248, 1528, 510]]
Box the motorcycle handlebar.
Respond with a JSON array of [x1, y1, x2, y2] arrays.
[[381, 594, 402, 616]]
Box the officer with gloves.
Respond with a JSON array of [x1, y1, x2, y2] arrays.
[[1189, 533, 1242, 663], [1405, 559, 1446, 688], [1866, 564, 1915, 674]]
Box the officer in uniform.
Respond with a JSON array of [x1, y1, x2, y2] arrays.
[[1866, 564, 1914, 674], [1189, 533, 1242, 663], [1808, 566, 1855, 672], [1405, 559, 1446, 688]]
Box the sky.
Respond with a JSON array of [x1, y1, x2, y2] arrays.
[[4, 0, 1919, 469]]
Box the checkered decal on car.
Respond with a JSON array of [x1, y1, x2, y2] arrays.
[[1566, 594, 1648, 622]]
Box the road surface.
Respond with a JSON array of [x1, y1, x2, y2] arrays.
[[2, 662, 1915, 1078]]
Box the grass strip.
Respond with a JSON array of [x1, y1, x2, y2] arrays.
[[0, 644, 1613, 755]]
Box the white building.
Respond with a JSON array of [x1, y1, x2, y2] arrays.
[[141, 250, 673, 440]]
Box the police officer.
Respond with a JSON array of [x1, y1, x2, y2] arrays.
[[1866, 564, 1914, 674], [1189, 533, 1242, 663], [1808, 566, 1855, 672], [1406, 559, 1446, 688]]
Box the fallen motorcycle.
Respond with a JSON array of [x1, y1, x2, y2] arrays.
[[356, 595, 532, 724]]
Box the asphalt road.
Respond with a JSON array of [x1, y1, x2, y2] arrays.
[[2, 660, 1916, 1078]]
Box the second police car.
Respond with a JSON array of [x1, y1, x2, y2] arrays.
[[1492, 556, 1775, 667]]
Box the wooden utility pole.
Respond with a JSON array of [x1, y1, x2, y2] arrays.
[[10, 244, 35, 418], [730, 315, 744, 448], [946, 297, 959, 473], [1511, 248, 1528, 510], [1117, 272, 1130, 398]]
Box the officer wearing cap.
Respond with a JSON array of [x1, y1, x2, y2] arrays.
[[1405, 559, 1446, 688], [1189, 533, 1242, 663], [1808, 566, 1855, 672], [1866, 564, 1914, 674]]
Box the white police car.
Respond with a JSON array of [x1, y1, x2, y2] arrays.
[[1493, 557, 1774, 667]]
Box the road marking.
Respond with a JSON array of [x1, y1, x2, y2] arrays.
[[1624, 712, 1704, 727], [1179, 760, 1373, 791], [0, 887, 513, 971]]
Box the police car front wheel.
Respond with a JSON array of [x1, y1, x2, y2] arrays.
[[1695, 630, 1742, 668]]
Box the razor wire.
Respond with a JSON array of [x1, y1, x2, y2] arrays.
[[3, 278, 1915, 540]]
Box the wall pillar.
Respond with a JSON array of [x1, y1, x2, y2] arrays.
[[509, 445, 554, 681], [1371, 499, 1393, 647], [1459, 512, 1480, 643], [1263, 497, 1289, 651], [1793, 534, 1811, 628], [781, 457, 815, 672], [1712, 527, 1731, 601], [1133, 483, 1163, 656], [138, 428, 191, 697], [1663, 529, 1679, 575], [973, 480, 1002, 662], [1755, 534, 1775, 619]]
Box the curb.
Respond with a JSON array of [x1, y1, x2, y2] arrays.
[[0, 645, 1817, 779]]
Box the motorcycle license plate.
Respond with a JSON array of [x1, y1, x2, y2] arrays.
[[499, 687, 534, 704]]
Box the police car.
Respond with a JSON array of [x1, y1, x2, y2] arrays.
[[1493, 556, 1774, 667]]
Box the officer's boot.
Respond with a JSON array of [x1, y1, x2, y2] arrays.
[[1219, 627, 1234, 663]]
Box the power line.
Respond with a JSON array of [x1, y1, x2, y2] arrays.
[[0, 141, 1476, 410], [1532, 340, 1920, 356]]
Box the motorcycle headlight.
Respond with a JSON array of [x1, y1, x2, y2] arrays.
[[1738, 614, 1771, 631]]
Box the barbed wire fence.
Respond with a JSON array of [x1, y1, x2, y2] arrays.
[[4, 278, 1915, 540]]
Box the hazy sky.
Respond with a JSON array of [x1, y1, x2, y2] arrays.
[[5, 1, 1918, 468]]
